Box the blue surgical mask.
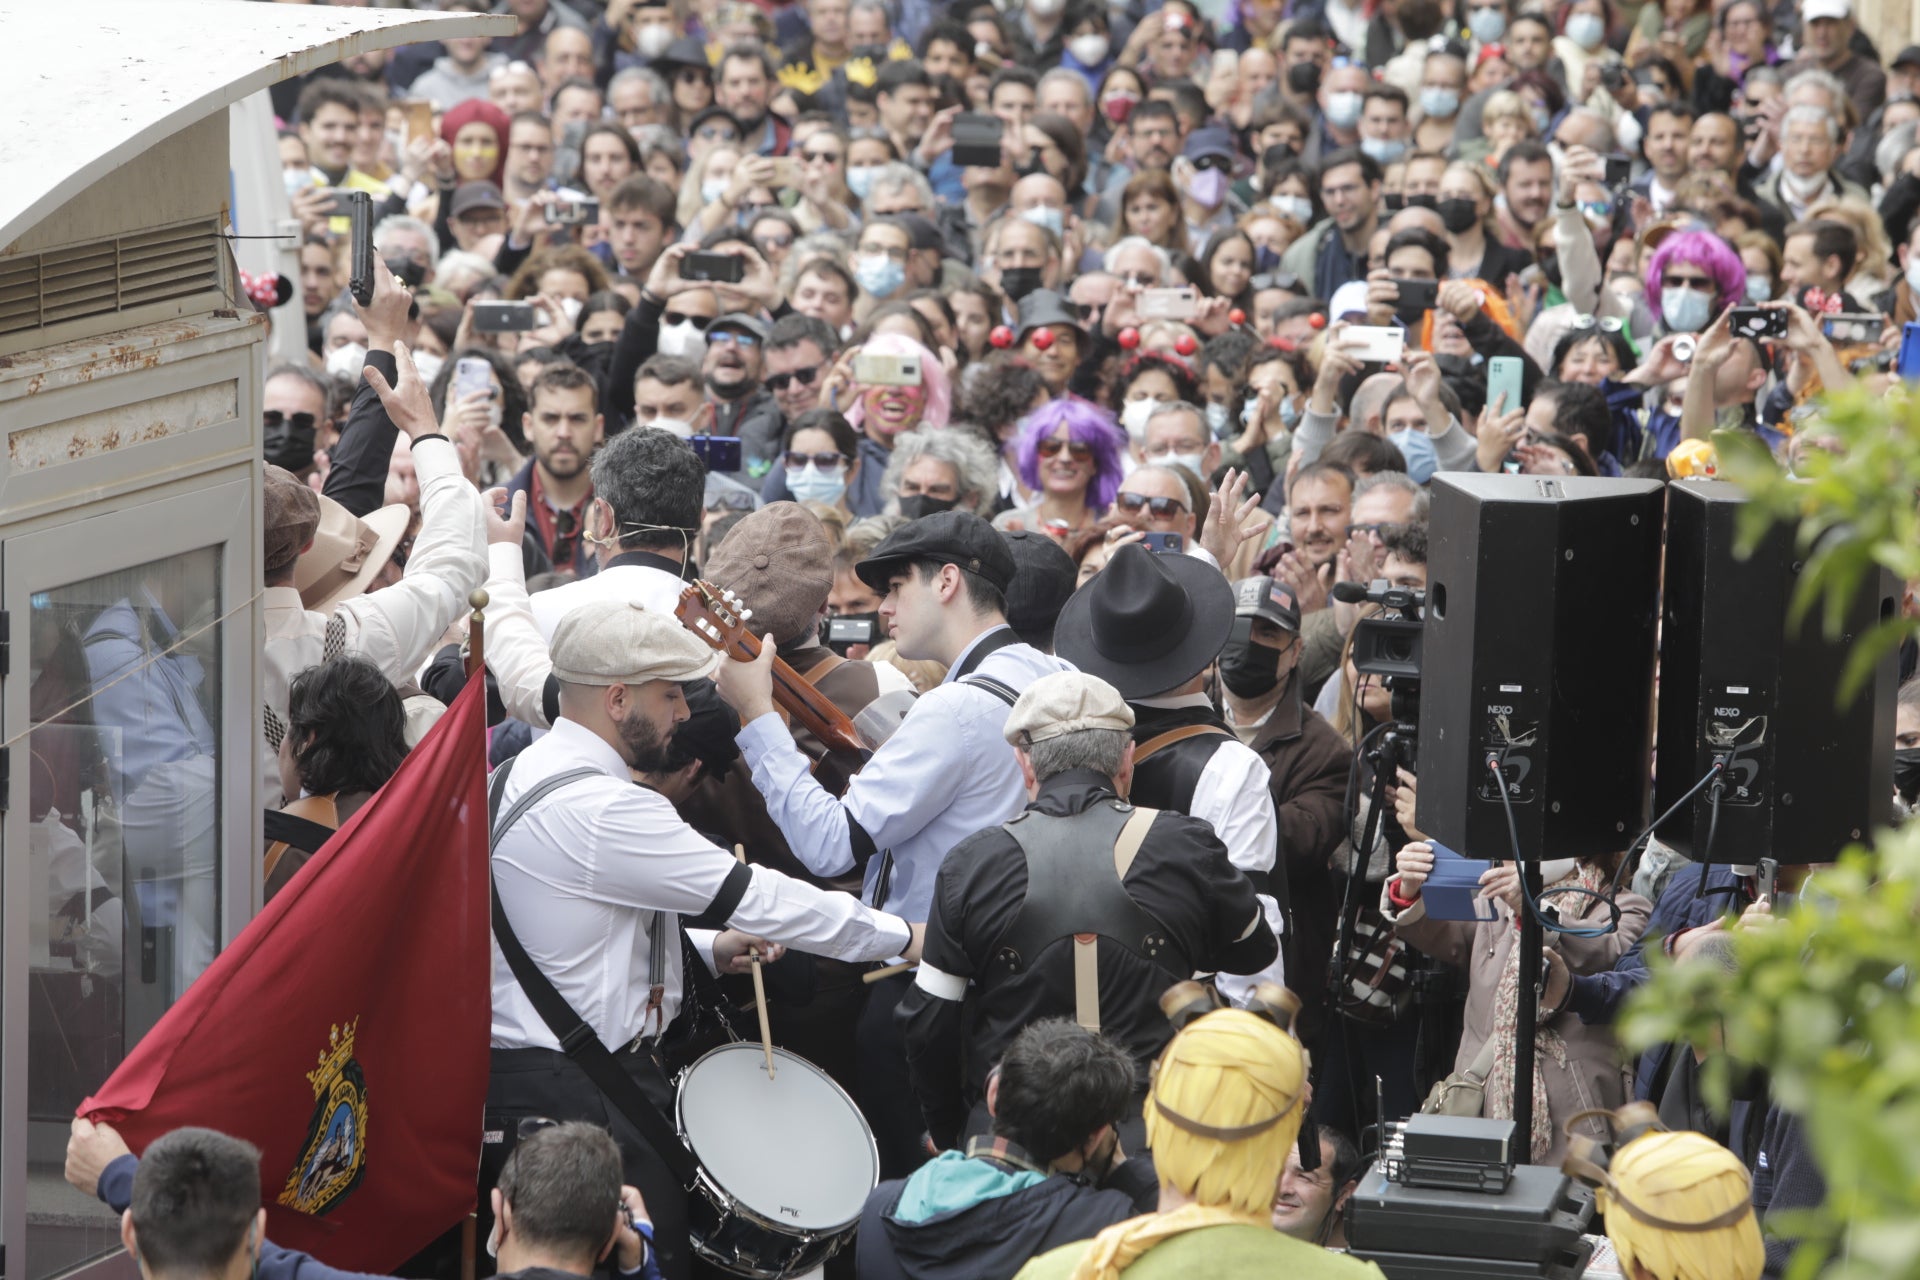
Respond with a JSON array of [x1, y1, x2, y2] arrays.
[[1204, 402, 1231, 436], [1022, 205, 1065, 237], [786, 462, 848, 505], [1661, 285, 1713, 334], [1273, 194, 1314, 225], [1388, 427, 1440, 483], [1565, 11, 1606, 50], [1747, 272, 1775, 303], [1419, 87, 1460, 119], [847, 165, 880, 200], [1530, 106, 1552, 134], [1253, 243, 1282, 273], [1279, 395, 1302, 429], [1361, 136, 1408, 163], [854, 253, 906, 299], [1467, 8, 1507, 43], [1326, 92, 1365, 131], [701, 178, 729, 205]]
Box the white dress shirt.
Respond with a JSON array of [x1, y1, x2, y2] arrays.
[[736, 625, 1075, 920], [1134, 692, 1288, 1002], [491, 718, 912, 1051]]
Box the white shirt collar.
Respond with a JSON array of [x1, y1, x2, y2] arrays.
[[547, 716, 633, 779]]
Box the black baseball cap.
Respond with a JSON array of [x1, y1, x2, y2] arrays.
[[855, 511, 1017, 594]]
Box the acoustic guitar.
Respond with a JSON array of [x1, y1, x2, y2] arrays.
[[674, 581, 874, 788]]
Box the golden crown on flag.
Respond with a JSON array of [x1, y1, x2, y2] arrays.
[[779, 61, 830, 96], [844, 55, 878, 87], [306, 1018, 360, 1095]]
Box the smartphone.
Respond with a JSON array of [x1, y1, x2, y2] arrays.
[[690, 434, 743, 472], [472, 300, 539, 332], [1822, 312, 1880, 345], [1603, 152, 1633, 187], [767, 156, 802, 189], [1899, 322, 1920, 380], [826, 616, 876, 652], [453, 356, 494, 401], [1486, 355, 1525, 415], [401, 99, 434, 146], [311, 186, 348, 217], [853, 351, 924, 386], [1756, 856, 1778, 905], [951, 111, 1006, 168], [1729, 306, 1787, 340], [1138, 287, 1199, 320], [546, 196, 600, 227], [346, 190, 375, 307], [1341, 325, 1405, 363], [1390, 278, 1438, 318], [681, 250, 745, 284], [1143, 532, 1185, 554]]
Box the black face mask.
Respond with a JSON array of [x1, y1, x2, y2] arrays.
[[263, 412, 317, 473], [1000, 266, 1045, 303], [1434, 352, 1484, 377], [1896, 746, 1920, 803], [1286, 61, 1322, 96], [898, 493, 960, 520], [1404, 193, 1438, 210], [1437, 197, 1480, 234], [1538, 252, 1563, 290], [1217, 618, 1291, 699], [1383, 192, 1407, 213]]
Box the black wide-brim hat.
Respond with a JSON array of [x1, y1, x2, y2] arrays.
[[1054, 543, 1234, 699]]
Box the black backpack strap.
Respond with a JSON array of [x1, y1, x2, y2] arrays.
[[960, 674, 1020, 706], [487, 757, 700, 1187]]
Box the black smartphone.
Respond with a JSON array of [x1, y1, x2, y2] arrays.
[[347, 190, 375, 307], [680, 251, 745, 284], [1604, 152, 1633, 187], [472, 300, 538, 332], [1142, 531, 1185, 554], [1756, 856, 1778, 905], [1729, 306, 1787, 339], [1391, 278, 1438, 318], [1822, 312, 1881, 344], [548, 196, 600, 227], [690, 434, 743, 472], [826, 616, 876, 652], [951, 111, 1006, 168]]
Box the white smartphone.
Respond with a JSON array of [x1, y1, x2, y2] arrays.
[[1341, 325, 1406, 363]]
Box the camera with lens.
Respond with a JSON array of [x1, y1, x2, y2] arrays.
[[1337, 578, 1426, 733]]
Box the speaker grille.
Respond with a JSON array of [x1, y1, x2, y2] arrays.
[[0, 222, 221, 338]]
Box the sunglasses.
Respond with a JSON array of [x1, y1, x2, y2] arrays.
[[263, 410, 316, 432], [710, 329, 760, 347], [766, 367, 818, 392], [1191, 154, 1233, 173], [1118, 271, 1158, 288], [1663, 273, 1715, 292], [1115, 492, 1189, 517], [663, 310, 714, 329], [785, 450, 848, 470], [1037, 437, 1094, 460], [1345, 520, 1407, 540], [756, 233, 795, 250]]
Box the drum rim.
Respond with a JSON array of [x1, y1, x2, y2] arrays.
[[676, 1040, 879, 1234]]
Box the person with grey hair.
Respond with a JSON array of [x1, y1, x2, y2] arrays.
[[609, 65, 673, 131], [372, 214, 441, 286], [880, 428, 1000, 516], [898, 668, 1278, 1152], [1754, 102, 1868, 218], [866, 161, 937, 217], [1101, 235, 1172, 280]]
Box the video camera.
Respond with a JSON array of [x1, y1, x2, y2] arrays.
[[1335, 578, 1426, 731]]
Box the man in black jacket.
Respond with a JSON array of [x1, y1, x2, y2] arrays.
[[859, 1019, 1159, 1280], [898, 670, 1277, 1151]]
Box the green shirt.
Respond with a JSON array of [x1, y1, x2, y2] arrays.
[[1014, 1223, 1389, 1280]]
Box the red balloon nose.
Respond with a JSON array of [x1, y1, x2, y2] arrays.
[[1032, 329, 1055, 350], [1308, 312, 1327, 329], [1229, 308, 1246, 325], [1175, 333, 1198, 356], [1118, 326, 1140, 349], [990, 325, 1014, 348]]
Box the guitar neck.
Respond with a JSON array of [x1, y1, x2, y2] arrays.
[[720, 628, 868, 757]]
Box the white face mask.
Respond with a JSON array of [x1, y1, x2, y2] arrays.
[[559, 296, 583, 324], [1068, 34, 1110, 65], [1906, 259, 1920, 295], [1029, 0, 1065, 17], [648, 416, 697, 438], [325, 341, 368, 380], [1326, 92, 1364, 131], [636, 23, 675, 58], [411, 351, 445, 385], [1273, 194, 1314, 225], [1121, 397, 1166, 439], [701, 178, 729, 205], [1165, 450, 1206, 476], [657, 321, 708, 360]]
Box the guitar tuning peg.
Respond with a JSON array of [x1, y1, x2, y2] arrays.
[[740, 608, 753, 621]]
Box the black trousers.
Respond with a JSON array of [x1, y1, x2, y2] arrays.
[[856, 971, 930, 1181], [482, 1046, 692, 1280]]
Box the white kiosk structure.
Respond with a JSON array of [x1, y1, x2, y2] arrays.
[[0, 5, 504, 1275]]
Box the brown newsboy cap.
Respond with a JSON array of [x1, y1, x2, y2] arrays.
[[705, 501, 835, 645], [264, 465, 322, 577]]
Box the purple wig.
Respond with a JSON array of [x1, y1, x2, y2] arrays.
[[1014, 396, 1130, 513], [1647, 230, 1746, 325]]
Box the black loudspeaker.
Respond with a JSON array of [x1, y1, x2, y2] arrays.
[[1654, 480, 1896, 864], [1416, 475, 1665, 861]]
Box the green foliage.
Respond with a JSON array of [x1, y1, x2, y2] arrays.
[[1626, 386, 1920, 1275]]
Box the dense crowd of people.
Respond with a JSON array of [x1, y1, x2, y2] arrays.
[[59, 0, 1920, 1274]]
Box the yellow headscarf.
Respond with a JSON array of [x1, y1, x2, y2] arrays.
[[1067, 1009, 1307, 1280], [1600, 1130, 1764, 1280]]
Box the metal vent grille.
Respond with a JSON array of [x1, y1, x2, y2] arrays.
[[0, 222, 221, 338]]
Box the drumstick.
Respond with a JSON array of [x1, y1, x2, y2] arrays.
[[863, 960, 918, 984], [734, 846, 776, 1079]]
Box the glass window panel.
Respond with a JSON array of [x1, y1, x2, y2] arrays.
[[25, 547, 222, 1278]]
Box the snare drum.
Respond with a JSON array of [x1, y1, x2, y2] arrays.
[[677, 1041, 879, 1278]]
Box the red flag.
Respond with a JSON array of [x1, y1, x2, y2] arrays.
[[81, 675, 490, 1270]]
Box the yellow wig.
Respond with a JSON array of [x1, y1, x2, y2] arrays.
[[1601, 1130, 1764, 1280]]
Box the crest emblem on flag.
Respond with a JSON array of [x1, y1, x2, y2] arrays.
[[279, 1018, 368, 1216]]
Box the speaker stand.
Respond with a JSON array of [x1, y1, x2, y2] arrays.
[[1510, 859, 1544, 1154]]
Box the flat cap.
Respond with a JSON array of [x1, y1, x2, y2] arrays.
[[705, 501, 835, 644], [855, 510, 1016, 594], [264, 465, 321, 577], [1004, 671, 1136, 746], [1001, 530, 1078, 636], [550, 600, 719, 686]]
